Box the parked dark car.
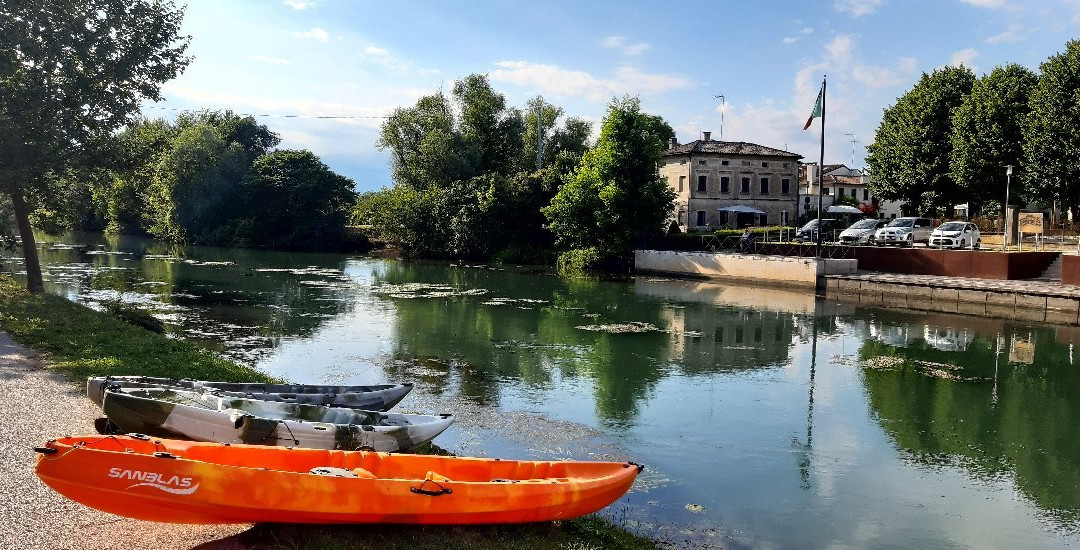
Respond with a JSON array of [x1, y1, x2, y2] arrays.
[[795, 218, 842, 243]]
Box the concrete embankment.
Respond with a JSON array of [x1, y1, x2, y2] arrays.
[[0, 333, 246, 550], [825, 273, 1080, 325], [634, 249, 856, 288]]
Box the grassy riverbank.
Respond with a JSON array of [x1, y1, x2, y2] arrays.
[[0, 274, 655, 549]]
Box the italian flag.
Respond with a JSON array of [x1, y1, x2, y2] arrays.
[[803, 85, 823, 130]]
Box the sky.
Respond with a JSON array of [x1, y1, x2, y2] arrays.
[[145, 0, 1080, 192]]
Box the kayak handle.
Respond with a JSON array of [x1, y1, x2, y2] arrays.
[[33, 447, 58, 455], [410, 479, 452, 496], [627, 462, 645, 473]]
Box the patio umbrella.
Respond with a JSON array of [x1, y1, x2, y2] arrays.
[[717, 205, 766, 215]]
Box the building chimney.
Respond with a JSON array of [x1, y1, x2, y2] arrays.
[[703, 131, 711, 141], [669, 137, 678, 149]]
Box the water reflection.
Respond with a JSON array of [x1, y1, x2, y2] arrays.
[[856, 309, 1080, 530]]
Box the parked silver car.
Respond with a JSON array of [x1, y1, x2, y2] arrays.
[[929, 221, 980, 249], [874, 217, 934, 247], [839, 218, 888, 245]]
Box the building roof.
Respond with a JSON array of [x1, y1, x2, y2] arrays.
[[664, 140, 803, 159]]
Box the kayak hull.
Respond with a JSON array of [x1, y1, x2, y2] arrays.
[[102, 389, 453, 452], [35, 436, 641, 525], [87, 376, 413, 411]]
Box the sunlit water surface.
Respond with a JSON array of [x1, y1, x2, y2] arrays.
[[5, 232, 1080, 548]]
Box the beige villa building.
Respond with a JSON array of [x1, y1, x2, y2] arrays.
[[660, 133, 803, 231]]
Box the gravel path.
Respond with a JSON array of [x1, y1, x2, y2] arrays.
[[0, 332, 250, 549]]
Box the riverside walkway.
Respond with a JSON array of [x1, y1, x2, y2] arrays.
[[825, 272, 1080, 325], [0, 333, 247, 550]]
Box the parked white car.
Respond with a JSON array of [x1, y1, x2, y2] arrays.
[[839, 218, 888, 245], [874, 217, 934, 247], [929, 221, 980, 249]]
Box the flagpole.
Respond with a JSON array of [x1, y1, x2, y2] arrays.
[[815, 75, 827, 258]]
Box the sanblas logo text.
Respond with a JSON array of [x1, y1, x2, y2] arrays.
[[108, 468, 200, 495]]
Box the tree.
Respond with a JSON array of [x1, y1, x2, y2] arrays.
[[236, 150, 356, 249], [0, 0, 191, 291], [1023, 39, 1080, 217], [377, 91, 472, 190], [865, 66, 975, 214], [542, 97, 675, 268], [950, 64, 1038, 215]]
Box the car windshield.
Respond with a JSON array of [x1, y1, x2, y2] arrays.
[[887, 219, 915, 228], [800, 220, 820, 230], [849, 219, 879, 229], [939, 222, 966, 231]]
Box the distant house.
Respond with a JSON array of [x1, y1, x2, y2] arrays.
[[660, 133, 803, 230], [798, 163, 903, 220]]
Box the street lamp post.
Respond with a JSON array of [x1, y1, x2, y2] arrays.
[[1003, 165, 1014, 251]]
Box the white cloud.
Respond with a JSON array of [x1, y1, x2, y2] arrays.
[[783, 37, 800, 45], [249, 55, 290, 65], [600, 35, 651, 56], [950, 47, 980, 70], [959, 0, 1007, 8], [799, 27, 814, 34], [985, 28, 1025, 43], [358, 46, 440, 77], [284, 0, 315, 9], [834, 0, 884, 16], [490, 61, 693, 102], [293, 28, 329, 42], [826, 35, 855, 64]]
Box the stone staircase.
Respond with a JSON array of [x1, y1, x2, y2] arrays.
[[1036, 254, 1063, 282]]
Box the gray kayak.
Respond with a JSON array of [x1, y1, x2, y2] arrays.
[[101, 387, 453, 452], [86, 376, 413, 411]]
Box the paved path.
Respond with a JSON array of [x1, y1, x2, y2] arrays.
[[828, 271, 1080, 298], [0, 333, 249, 549]]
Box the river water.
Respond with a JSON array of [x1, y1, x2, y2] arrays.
[[5, 232, 1080, 548]]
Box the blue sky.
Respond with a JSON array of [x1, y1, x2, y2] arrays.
[[147, 0, 1080, 191]]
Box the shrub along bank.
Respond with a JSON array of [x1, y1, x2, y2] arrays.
[[0, 274, 654, 549]]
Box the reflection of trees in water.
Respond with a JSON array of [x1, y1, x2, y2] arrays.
[[14, 231, 360, 363], [859, 319, 1080, 528], [377, 262, 799, 427]]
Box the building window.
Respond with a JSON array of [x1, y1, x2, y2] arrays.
[[824, 188, 831, 195], [741, 177, 750, 193], [742, 160, 750, 166], [837, 187, 844, 196], [864, 189, 869, 201], [735, 326, 744, 343], [781, 210, 789, 225], [760, 213, 768, 226], [760, 178, 770, 194], [696, 211, 706, 226], [721, 176, 730, 193], [781, 178, 790, 194], [719, 211, 728, 225], [697, 175, 707, 192], [698, 160, 706, 165], [784, 163, 790, 168], [721, 160, 729, 166], [851, 188, 857, 198], [762, 162, 769, 168], [679, 176, 685, 192]]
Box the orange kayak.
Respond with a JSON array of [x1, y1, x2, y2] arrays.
[[34, 435, 642, 525]]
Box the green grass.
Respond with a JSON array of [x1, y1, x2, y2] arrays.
[[0, 273, 656, 549]]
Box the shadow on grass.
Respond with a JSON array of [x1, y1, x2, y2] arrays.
[[193, 516, 654, 550]]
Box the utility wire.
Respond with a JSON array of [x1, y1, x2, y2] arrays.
[[140, 104, 392, 120]]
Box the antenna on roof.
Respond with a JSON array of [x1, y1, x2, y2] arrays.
[[844, 133, 859, 168], [712, 94, 725, 141]]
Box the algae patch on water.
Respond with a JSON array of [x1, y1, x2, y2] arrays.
[[575, 322, 662, 334], [374, 282, 488, 299]]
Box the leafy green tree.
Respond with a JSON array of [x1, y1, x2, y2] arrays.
[[453, 75, 525, 177], [147, 125, 241, 242], [1023, 39, 1080, 216], [377, 91, 473, 190], [543, 97, 675, 268], [235, 150, 356, 249], [866, 66, 975, 214], [0, 0, 190, 291], [950, 64, 1038, 214]]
